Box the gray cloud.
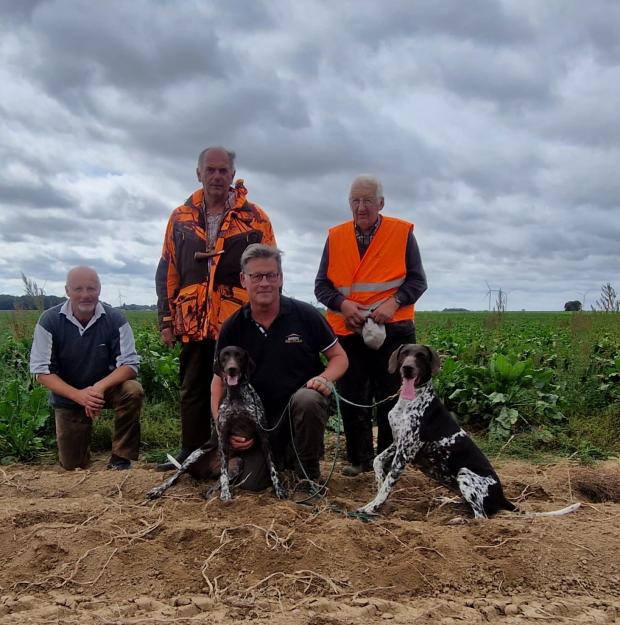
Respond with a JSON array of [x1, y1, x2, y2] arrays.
[[346, 0, 534, 47], [1, 1, 618, 311], [0, 181, 73, 210]]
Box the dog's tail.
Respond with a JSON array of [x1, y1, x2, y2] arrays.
[[520, 502, 581, 518]]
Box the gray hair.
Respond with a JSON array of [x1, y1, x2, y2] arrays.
[[197, 146, 236, 170], [241, 244, 283, 273], [350, 174, 384, 199]]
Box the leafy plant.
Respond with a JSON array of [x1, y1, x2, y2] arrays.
[[437, 353, 565, 441], [597, 355, 620, 404], [134, 330, 180, 403], [0, 380, 51, 461], [0, 333, 32, 379]]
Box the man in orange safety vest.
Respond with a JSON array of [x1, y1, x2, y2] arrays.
[[315, 174, 427, 476]]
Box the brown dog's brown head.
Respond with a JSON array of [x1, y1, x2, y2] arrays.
[[388, 344, 441, 385]]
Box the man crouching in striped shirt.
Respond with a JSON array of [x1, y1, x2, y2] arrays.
[[30, 266, 143, 471]]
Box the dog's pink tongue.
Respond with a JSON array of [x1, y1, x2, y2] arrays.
[[226, 374, 239, 386], [401, 378, 416, 401]]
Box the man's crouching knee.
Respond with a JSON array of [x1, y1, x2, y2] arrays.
[[117, 379, 145, 404], [290, 388, 329, 421], [289, 387, 329, 480]]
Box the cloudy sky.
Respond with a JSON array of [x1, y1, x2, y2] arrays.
[[1, 0, 619, 311]]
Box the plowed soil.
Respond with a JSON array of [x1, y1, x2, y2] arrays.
[[1, 455, 619, 624]]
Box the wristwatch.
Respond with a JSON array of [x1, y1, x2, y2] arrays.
[[394, 294, 404, 306]]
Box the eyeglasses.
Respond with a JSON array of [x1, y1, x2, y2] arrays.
[[350, 197, 379, 207], [245, 271, 280, 284]]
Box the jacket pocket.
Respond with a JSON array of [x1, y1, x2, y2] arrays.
[[217, 286, 248, 325], [173, 283, 207, 338]]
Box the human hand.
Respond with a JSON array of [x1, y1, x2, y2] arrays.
[[160, 327, 176, 348], [74, 386, 105, 420], [306, 375, 332, 397], [370, 297, 399, 325], [340, 300, 368, 331], [229, 435, 255, 452]]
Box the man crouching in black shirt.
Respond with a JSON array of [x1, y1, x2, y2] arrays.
[[211, 244, 348, 490]]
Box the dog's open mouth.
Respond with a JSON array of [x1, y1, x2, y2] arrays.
[[226, 374, 240, 386], [401, 377, 417, 400]]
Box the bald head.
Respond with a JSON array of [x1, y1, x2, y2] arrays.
[[66, 266, 100, 288], [197, 146, 236, 170], [65, 266, 101, 323]]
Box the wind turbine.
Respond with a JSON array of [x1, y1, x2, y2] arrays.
[[484, 281, 499, 311], [484, 282, 509, 311]]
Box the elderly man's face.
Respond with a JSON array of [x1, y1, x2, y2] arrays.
[[349, 180, 384, 233], [197, 148, 235, 205], [65, 268, 101, 322]]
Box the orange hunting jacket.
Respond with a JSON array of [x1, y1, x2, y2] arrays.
[[155, 180, 276, 342], [325, 216, 414, 336]]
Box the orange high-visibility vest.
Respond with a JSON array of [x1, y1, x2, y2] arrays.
[[326, 216, 414, 336]]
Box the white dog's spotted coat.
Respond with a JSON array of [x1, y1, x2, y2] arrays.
[[456, 468, 499, 519], [358, 344, 515, 518]]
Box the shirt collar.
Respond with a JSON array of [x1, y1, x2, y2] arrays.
[[60, 300, 106, 335], [242, 295, 291, 320], [201, 187, 246, 214], [354, 214, 382, 237]]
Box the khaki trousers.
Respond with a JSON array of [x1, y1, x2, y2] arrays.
[[238, 387, 330, 490], [54, 380, 143, 470]]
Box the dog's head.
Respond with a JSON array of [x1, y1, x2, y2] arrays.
[[388, 344, 441, 386], [215, 346, 255, 387]]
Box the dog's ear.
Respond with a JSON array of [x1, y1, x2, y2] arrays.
[[213, 347, 224, 376], [235, 347, 255, 377], [388, 345, 404, 374], [425, 346, 441, 375]]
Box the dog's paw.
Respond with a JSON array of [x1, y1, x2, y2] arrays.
[[220, 489, 232, 502], [275, 485, 288, 500], [356, 504, 379, 516], [146, 487, 164, 500]]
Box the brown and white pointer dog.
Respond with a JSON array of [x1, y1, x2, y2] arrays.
[[147, 346, 287, 502]]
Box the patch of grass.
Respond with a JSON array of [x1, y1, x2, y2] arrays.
[[473, 422, 616, 465], [473, 432, 561, 465], [564, 407, 620, 462], [92, 402, 180, 459]]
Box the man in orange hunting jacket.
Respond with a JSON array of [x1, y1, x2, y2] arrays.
[[155, 147, 276, 470], [315, 174, 427, 477]]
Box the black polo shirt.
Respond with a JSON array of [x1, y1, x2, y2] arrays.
[[216, 296, 337, 429]]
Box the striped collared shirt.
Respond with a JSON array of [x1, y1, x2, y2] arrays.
[[355, 215, 382, 257]]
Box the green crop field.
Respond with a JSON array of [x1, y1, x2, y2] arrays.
[[1, 309, 618, 465]]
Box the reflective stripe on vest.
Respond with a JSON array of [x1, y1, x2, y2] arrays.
[[325, 216, 415, 336], [337, 278, 405, 296]]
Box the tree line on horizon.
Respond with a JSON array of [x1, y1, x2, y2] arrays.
[[0, 294, 156, 311]]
